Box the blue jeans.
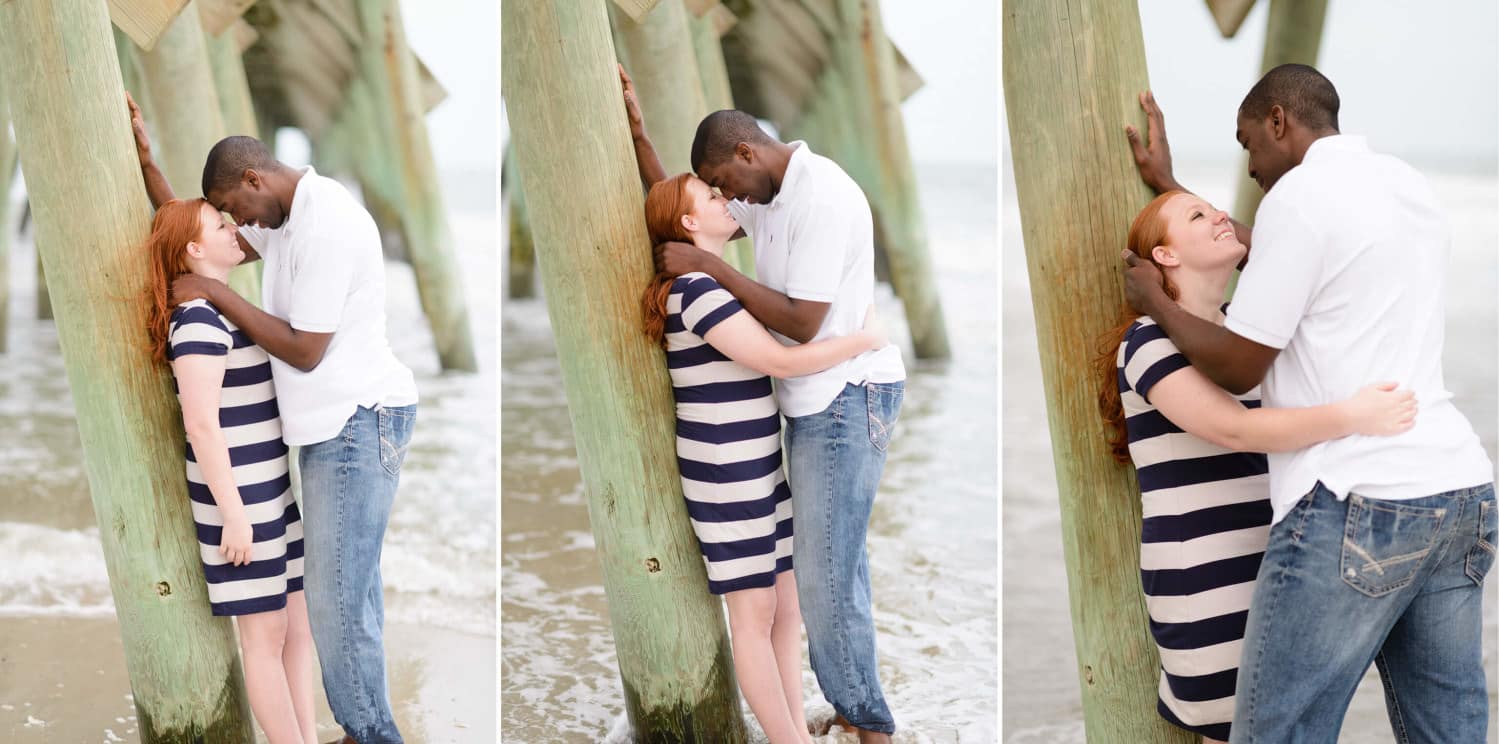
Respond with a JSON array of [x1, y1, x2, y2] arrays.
[[299, 404, 416, 744], [1231, 481, 1495, 744], [784, 381, 903, 734]]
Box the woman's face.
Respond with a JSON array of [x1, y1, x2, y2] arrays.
[[682, 176, 740, 242], [1157, 193, 1246, 272], [187, 202, 244, 273]]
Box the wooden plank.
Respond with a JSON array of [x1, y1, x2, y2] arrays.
[[107, 0, 192, 50], [1003, 0, 1198, 739], [890, 40, 923, 100], [1206, 0, 1259, 38], [610, 0, 663, 23], [414, 53, 448, 113], [230, 17, 258, 51], [195, 0, 254, 37]]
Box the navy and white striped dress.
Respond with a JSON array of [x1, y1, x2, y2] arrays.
[[168, 299, 304, 616], [667, 272, 793, 594], [1117, 317, 1272, 741]]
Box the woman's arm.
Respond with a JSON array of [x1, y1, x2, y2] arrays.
[[703, 307, 883, 379], [1148, 365, 1415, 453], [173, 354, 255, 566]]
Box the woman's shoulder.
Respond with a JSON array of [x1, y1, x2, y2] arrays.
[[170, 299, 228, 331], [675, 272, 729, 300]]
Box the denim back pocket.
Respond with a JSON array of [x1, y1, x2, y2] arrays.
[[1340, 495, 1446, 597], [1465, 495, 1496, 585], [377, 406, 416, 477], [865, 383, 904, 452]]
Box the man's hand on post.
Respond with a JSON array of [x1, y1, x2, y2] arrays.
[[1125, 90, 1183, 195], [125, 91, 153, 168], [619, 64, 646, 140]]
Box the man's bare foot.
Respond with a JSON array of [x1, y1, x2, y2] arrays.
[[829, 714, 893, 743]]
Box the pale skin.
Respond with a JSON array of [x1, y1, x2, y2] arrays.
[[166, 195, 319, 744], [671, 175, 881, 744], [1137, 194, 1415, 461]]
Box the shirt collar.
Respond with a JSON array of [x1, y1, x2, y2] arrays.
[[770, 141, 810, 209], [283, 165, 317, 232], [1303, 134, 1368, 163]]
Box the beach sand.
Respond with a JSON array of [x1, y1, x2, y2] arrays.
[[0, 616, 494, 743]]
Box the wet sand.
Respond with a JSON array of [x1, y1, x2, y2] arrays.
[[0, 616, 494, 743]]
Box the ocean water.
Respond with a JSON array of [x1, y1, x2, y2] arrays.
[[0, 168, 498, 638], [500, 163, 1000, 742], [1000, 159, 1499, 743]]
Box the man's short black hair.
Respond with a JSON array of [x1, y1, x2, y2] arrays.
[[1239, 63, 1340, 132], [201, 136, 278, 198], [690, 109, 774, 172]]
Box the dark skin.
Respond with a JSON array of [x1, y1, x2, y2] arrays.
[[128, 92, 333, 372], [619, 65, 831, 344], [1119, 91, 1334, 395]]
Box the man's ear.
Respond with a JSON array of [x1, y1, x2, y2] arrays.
[[243, 169, 261, 191], [1150, 245, 1179, 267], [1269, 104, 1287, 140], [735, 142, 754, 164]]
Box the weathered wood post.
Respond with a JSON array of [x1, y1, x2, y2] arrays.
[[503, 1, 748, 740], [502, 141, 537, 299], [36, 250, 52, 320], [137, 1, 261, 302], [610, 0, 710, 177], [203, 27, 259, 139], [785, 0, 951, 359], [0, 1, 255, 740], [685, 2, 755, 277], [1003, 1, 1197, 741], [348, 0, 477, 373], [0, 84, 14, 353], [1230, 0, 1328, 224]]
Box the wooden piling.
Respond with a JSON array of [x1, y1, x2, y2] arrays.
[[0, 83, 14, 353], [203, 24, 259, 139], [610, 0, 710, 179], [1231, 0, 1328, 225], [782, 0, 950, 359], [345, 0, 478, 373], [1003, 1, 1197, 741], [685, 4, 755, 277], [0, 1, 254, 740], [502, 140, 537, 299], [503, 1, 747, 740], [137, 1, 261, 302]]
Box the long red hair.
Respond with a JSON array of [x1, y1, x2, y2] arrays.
[[144, 198, 210, 365], [641, 174, 697, 348], [1095, 190, 1185, 462]]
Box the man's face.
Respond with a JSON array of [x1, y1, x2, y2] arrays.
[[696, 150, 774, 205], [1236, 109, 1295, 193], [209, 171, 284, 230]]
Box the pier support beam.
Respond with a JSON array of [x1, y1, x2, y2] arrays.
[[786, 0, 950, 359], [502, 141, 537, 299], [138, 1, 260, 302], [1003, 1, 1196, 741], [0, 1, 254, 740], [685, 4, 754, 277], [503, 1, 747, 740], [0, 85, 14, 352]]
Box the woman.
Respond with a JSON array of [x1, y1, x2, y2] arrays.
[[145, 198, 317, 744], [1096, 190, 1416, 743], [642, 173, 886, 744]]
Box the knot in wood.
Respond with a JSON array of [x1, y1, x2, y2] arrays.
[[154, 581, 171, 597], [645, 557, 661, 573]]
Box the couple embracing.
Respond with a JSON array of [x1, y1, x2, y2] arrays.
[[131, 91, 413, 744], [1104, 64, 1495, 743], [620, 66, 904, 743]]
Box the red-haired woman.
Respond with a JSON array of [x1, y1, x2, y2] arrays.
[[144, 198, 316, 744], [1095, 190, 1418, 743], [642, 173, 885, 744]]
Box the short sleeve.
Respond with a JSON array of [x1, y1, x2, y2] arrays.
[[1121, 322, 1190, 404], [287, 229, 355, 333], [1225, 194, 1323, 349], [168, 304, 233, 360], [679, 275, 744, 337], [783, 199, 852, 302]]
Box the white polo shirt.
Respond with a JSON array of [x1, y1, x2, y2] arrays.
[[726, 142, 905, 417], [238, 167, 418, 446], [1226, 135, 1491, 523]]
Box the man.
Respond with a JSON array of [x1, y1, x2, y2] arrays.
[[1121, 64, 1495, 743], [129, 94, 416, 744], [620, 68, 905, 742]]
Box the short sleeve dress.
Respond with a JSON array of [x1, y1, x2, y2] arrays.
[[168, 299, 304, 615], [666, 272, 793, 594], [1117, 317, 1273, 741]]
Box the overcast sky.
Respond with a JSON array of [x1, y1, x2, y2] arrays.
[[1001, 0, 1499, 170], [403, 0, 497, 171]]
